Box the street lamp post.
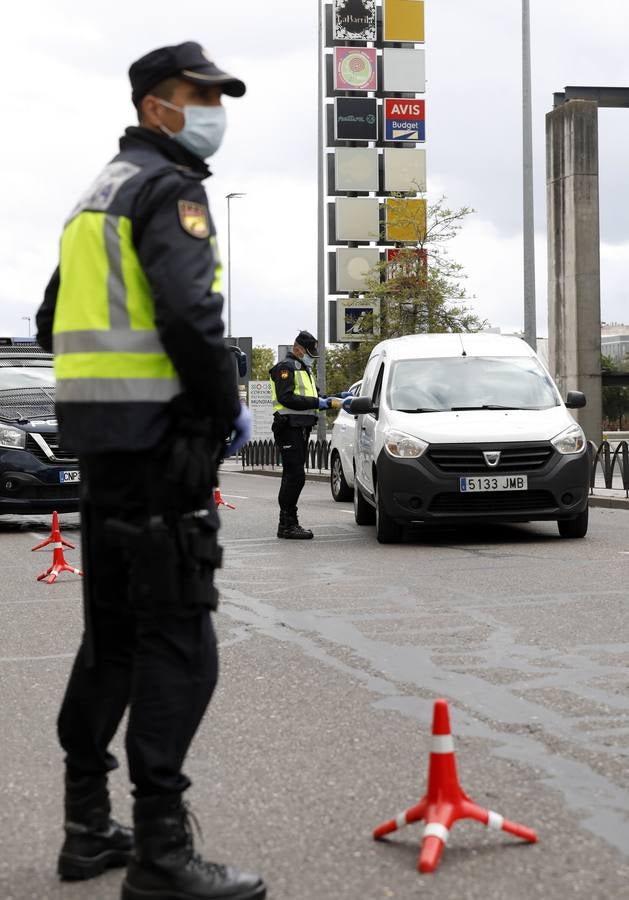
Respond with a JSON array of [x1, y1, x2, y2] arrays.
[[522, 0, 537, 350], [21, 316, 31, 337], [225, 192, 246, 338]]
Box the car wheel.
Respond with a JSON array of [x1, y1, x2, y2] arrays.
[[353, 478, 376, 525], [330, 452, 353, 502], [375, 482, 403, 544], [557, 505, 589, 538]]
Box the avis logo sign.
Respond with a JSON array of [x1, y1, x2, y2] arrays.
[[384, 99, 426, 142]]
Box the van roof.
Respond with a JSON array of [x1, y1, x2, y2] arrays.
[[369, 333, 536, 361]]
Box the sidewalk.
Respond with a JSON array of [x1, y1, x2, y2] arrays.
[[225, 460, 629, 510]]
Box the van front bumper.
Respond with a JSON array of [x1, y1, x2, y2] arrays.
[[375, 443, 590, 525]]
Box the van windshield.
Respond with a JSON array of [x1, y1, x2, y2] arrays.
[[387, 356, 560, 412], [0, 367, 55, 390]]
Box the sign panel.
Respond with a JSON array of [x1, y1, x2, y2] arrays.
[[384, 147, 426, 191], [248, 380, 274, 440], [335, 197, 380, 241], [383, 47, 425, 92], [384, 0, 425, 42], [336, 247, 380, 291], [333, 0, 377, 41], [384, 98, 425, 142], [335, 147, 379, 192], [386, 247, 428, 285], [385, 198, 427, 242], [334, 47, 377, 91], [336, 299, 381, 342], [334, 97, 378, 141]]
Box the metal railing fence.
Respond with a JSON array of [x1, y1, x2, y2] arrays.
[[241, 439, 629, 496]]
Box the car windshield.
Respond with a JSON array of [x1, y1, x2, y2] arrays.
[[387, 356, 560, 412], [0, 367, 55, 390]]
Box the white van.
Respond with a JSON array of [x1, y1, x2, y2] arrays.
[[349, 333, 590, 543]]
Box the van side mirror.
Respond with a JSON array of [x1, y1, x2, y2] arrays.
[[565, 391, 586, 409], [348, 397, 375, 416]]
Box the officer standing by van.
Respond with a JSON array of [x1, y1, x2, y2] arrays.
[[36, 42, 265, 900], [270, 331, 346, 539]]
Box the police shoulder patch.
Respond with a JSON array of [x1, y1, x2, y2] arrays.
[[280, 369, 290, 380], [178, 200, 210, 238]]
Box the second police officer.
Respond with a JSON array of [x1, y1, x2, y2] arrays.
[[269, 331, 351, 539]]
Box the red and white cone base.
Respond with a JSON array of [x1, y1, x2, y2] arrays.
[[214, 488, 236, 510], [373, 699, 538, 874], [35, 512, 83, 584]]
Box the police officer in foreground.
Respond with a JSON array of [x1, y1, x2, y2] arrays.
[[270, 331, 350, 539], [36, 42, 265, 900]]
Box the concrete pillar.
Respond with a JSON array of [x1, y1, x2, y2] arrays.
[[546, 100, 602, 442]]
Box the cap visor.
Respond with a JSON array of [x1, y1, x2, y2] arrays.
[[181, 68, 246, 97]]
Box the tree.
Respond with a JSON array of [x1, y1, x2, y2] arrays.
[[251, 346, 275, 380], [328, 196, 487, 390], [602, 354, 629, 431]]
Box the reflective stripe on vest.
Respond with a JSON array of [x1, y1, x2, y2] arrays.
[[53, 211, 181, 404], [272, 367, 318, 419]]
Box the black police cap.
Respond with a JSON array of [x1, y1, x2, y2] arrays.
[[129, 41, 246, 107], [295, 330, 319, 357]]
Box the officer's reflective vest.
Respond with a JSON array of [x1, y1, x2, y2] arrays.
[[52, 159, 221, 405], [271, 366, 318, 421]]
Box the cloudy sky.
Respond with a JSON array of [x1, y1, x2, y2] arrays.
[[1, 0, 628, 351]]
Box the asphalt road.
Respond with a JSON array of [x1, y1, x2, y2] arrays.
[[1, 470, 629, 900]]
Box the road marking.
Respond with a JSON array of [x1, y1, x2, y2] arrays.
[[0, 653, 74, 663], [220, 494, 248, 499]]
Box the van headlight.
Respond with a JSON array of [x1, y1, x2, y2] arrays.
[[0, 425, 26, 449], [551, 423, 586, 455], [384, 430, 428, 459]]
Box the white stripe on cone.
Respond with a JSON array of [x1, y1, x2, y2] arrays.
[[488, 810, 505, 831], [423, 822, 450, 844], [431, 735, 455, 754]]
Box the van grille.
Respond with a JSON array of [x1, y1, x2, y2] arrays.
[[429, 490, 556, 514], [25, 432, 78, 464], [427, 444, 554, 474]]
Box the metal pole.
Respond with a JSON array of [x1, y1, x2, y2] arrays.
[[226, 195, 232, 338], [316, 0, 327, 442], [522, 0, 537, 349]]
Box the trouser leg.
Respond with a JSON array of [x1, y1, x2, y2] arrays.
[[277, 427, 307, 511], [126, 609, 218, 797]]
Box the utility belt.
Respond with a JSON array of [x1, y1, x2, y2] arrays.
[[273, 412, 315, 431], [105, 509, 222, 615]]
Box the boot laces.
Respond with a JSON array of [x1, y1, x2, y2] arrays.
[[182, 804, 228, 881]]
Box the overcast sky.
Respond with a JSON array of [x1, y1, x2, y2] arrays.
[[1, 0, 628, 350]]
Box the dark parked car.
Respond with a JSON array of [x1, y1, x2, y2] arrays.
[[0, 338, 80, 514]]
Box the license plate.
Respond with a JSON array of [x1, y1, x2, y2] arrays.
[[460, 474, 527, 492], [59, 470, 80, 484]]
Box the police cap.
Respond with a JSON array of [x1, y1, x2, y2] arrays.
[[295, 330, 319, 357], [129, 41, 246, 107]]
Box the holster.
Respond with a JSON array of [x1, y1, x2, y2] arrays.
[[105, 513, 222, 615]]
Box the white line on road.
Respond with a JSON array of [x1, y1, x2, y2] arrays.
[[0, 653, 74, 663]]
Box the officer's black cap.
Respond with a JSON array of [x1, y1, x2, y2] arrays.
[[295, 330, 319, 357], [129, 41, 246, 107]]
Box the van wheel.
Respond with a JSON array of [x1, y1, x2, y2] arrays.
[[330, 452, 353, 502], [354, 481, 375, 525], [376, 484, 403, 544], [558, 505, 589, 538]]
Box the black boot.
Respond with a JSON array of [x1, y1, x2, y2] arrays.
[[121, 795, 266, 900], [58, 775, 133, 881], [277, 508, 313, 540]]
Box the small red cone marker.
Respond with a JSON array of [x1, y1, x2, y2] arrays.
[[214, 488, 236, 510], [373, 699, 538, 874], [36, 525, 83, 585], [31, 510, 76, 551]]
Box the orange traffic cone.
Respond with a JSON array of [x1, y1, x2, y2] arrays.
[[373, 699, 538, 874], [31, 510, 76, 551], [36, 516, 83, 585], [214, 487, 236, 510]]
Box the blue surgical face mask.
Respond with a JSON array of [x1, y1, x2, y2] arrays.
[[301, 352, 315, 367], [157, 99, 226, 160]]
